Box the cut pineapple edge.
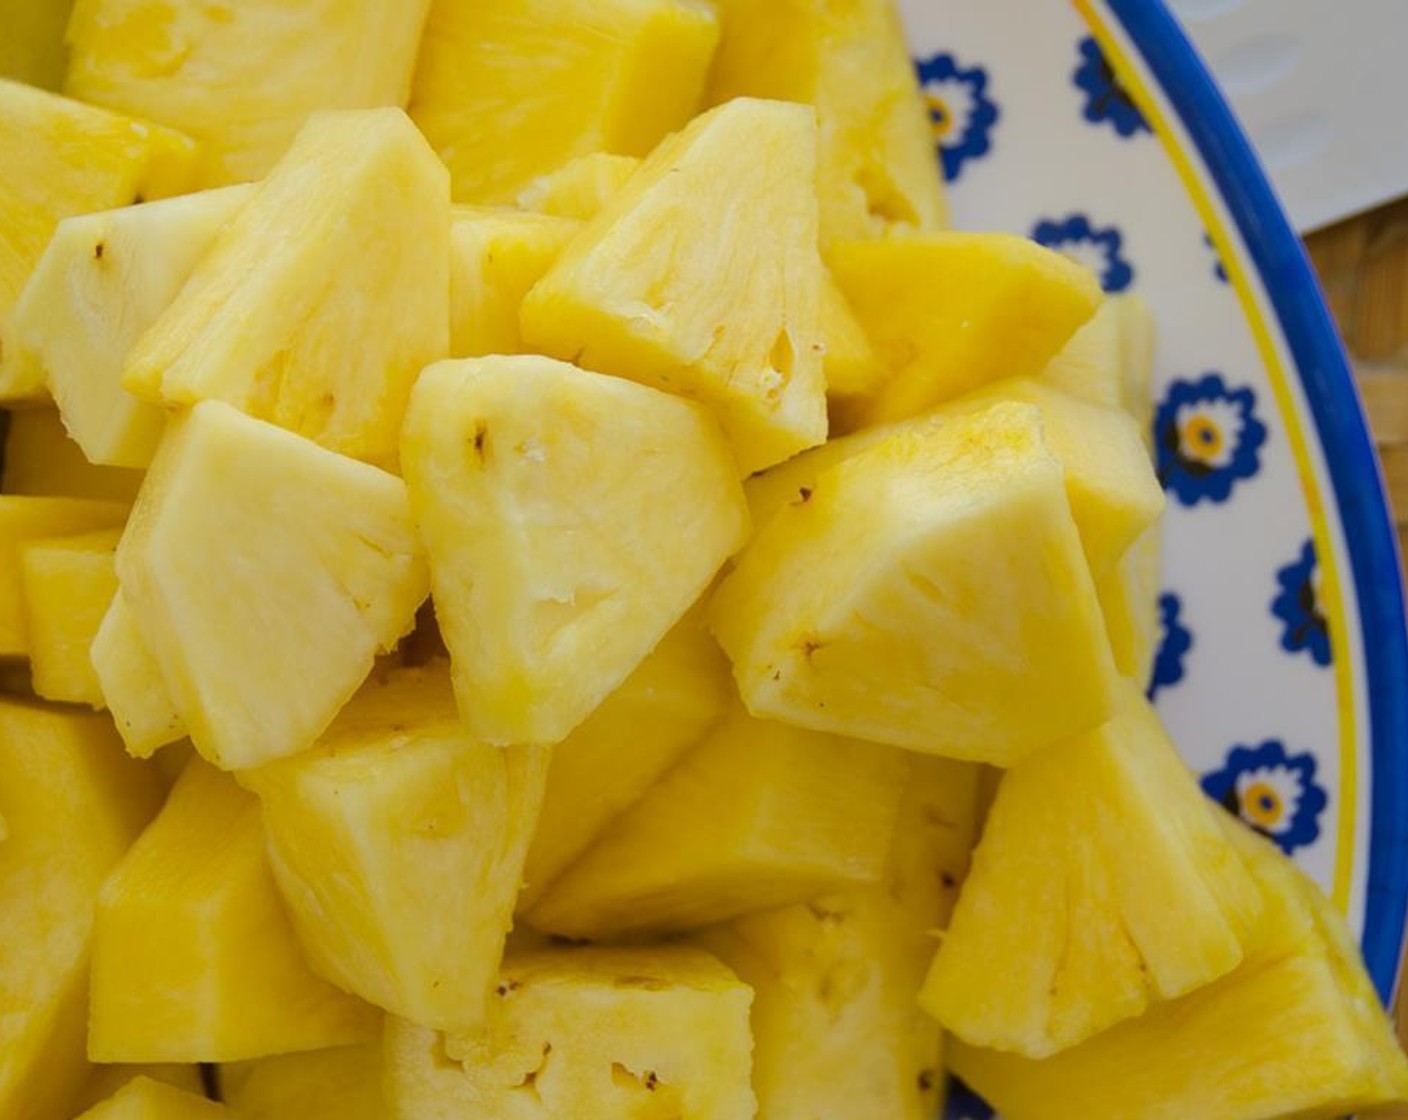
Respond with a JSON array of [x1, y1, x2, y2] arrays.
[[0, 2, 1402, 1116]]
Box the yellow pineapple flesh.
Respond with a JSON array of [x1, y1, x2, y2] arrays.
[[14, 186, 252, 468], [242, 663, 551, 1032], [517, 153, 641, 220], [89, 760, 378, 1063], [65, 0, 433, 187], [0, 699, 163, 1120], [90, 590, 185, 759], [0, 408, 142, 501], [524, 702, 907, 939], [221, 1044, 384, 1120], [75, 1066, 205, 1115], [1099, 519, 1163, 685], [409, 0, 719, 204], [820, 270, 888, 433], [521, 605, 732, 907], [115, 401, 428, 770], [75, 1076, 229, 1120], [19, 527, 121, 707], [706, 0, 947, 243], [123, 109, 449, 469], [385, 945, 755, 1120], [0, 0, 73, 88], [951, 820, 1408, 1119], [520, 97, 828, 474], [711, 402, 1120, 764], [400, 355, 748, 746], [0, 77, 194, 401]]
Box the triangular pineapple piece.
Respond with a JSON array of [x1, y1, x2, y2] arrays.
[[711, 402, 1120, 764], [517, 153, 641, 220], [89, 761, 378, 1062], [706, 0, 947, 243], [115, 401, 428, 770], [696, 756, 981, 1120], [90, 590, 186, 759], [400, 355, 749, 746], [123, 109, 449, 468], [521, 605, 732, 908], [828, 233, 1103, 425], [0, 78, 195, 401], [76, 1076, 229, 1120], [386, 945, 755, 1120], [222, 1045, 383, 1120], [951, 820, 1408, 1119], [409, 0, 718, 204], [0, 409, 142, 501], [922, 686, 1263, 1058], [14, 187, 253, 468], [19, 528, 121, 707], [241, 663, 551, 1032], [524, 702, 906, 939], [521, 98, 828, 474], [0, 699, 163, 1120], [65, 0, 433, 187], [75, 1067, 205, 1116]]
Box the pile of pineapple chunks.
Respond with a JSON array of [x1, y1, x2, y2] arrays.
[[1, 1, 1406, 1119]]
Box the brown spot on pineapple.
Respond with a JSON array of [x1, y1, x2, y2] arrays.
[[796, 486, 813, 504], [918, 1069, 937, 1094], [93, 242, 106, 260], [800, 637, 823, 660], [941, 872, 958, 890], [645, 1071, 659, 1091], [470, 421, 490, 463], [496, 979, 521, 997]]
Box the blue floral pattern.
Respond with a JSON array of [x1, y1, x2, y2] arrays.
[[1202, 740, 1329, 854], [1073, 35, 1151, 138], [1031, 213, 1134, 292], [916, 52, 1000, 182], [1149, 592, 1192, 699], [1273, 539, 1333, 667], [944, 1078, 996, 1120], [1155, 373, 1268, 505]]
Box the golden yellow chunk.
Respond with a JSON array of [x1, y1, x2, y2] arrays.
[[90, 591, 184, 759], [75, 1076, 229, 1119], [19, 528, 121, 707], [221, 1045, 383, 1120]]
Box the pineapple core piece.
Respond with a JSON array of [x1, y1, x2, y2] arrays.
[[450, 207, 580, 359], [76, 1076, 229, 1120], [520, 97, 828, 474], [524, 703, 906, 939], [65, 0, 433, 187], [0, 699, 162, 1120], [0, 408, 142, 501], [115, 401, 428, 770], [221, 1044, 383, 1120], [19, 528, 121, 707], [14, 186, 252, 469], [828, 233, 1104, 425], [385, 945, 755, 1120], [951, 820, 1408, 1120], [89, 761, 377, 1063], [400, 355, 749, 746], [409, 0, 719, 204], [90, 591, 184, 759], [242, 663, 551, 1033], [517, 153, 642, 220], [705, 0, 947, 243], [0, 78, 194, 401], [697, 756, 982, 1120], [923, 686, 1263, 1058], [124, 109, 449, 469], [711, 402, 1120, 764], [520, 606, 732, 908]]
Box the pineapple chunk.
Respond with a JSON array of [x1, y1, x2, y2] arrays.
[[66, 0, 432, 187], [922, 687, 1263, 1058], [400, 356, 748, 746], [712, 403, 1120, 764], [450, 207, 580, 358], [409, 0, 718, 204], [14, 187, 252, 468], [520, 606, 732, 907], [385, 945, 755, 1120], [19, 528, 121, 706], [90, 591, 184, 758], [520, 97, 828, 474], [221, 1045, 383, 1120], [0, 0, 72, 88], [524, 703, 906, 939], [76, 1076, 229, 1119], [1099, 520, 1163, 685], [951, 820, 1408, 1119], [76, 1067, 204, 1115], [0, 496, 127, 657], [1117, 292, 1157, 446], [123, 110, 448, 468], [115, 401, 428, 770], [706, 0, 947, 243], [0, 78, 194, 401], [0, 699, 163, 1120], [242, 664, 551, 1032], [697, 756, 981, 1120], [0, 408, 142, 500], [89, 761, 378, 1062], [1042, 293, 1158, 433], [829, 233, 1104, 425], [517, 153, 641, 220]]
